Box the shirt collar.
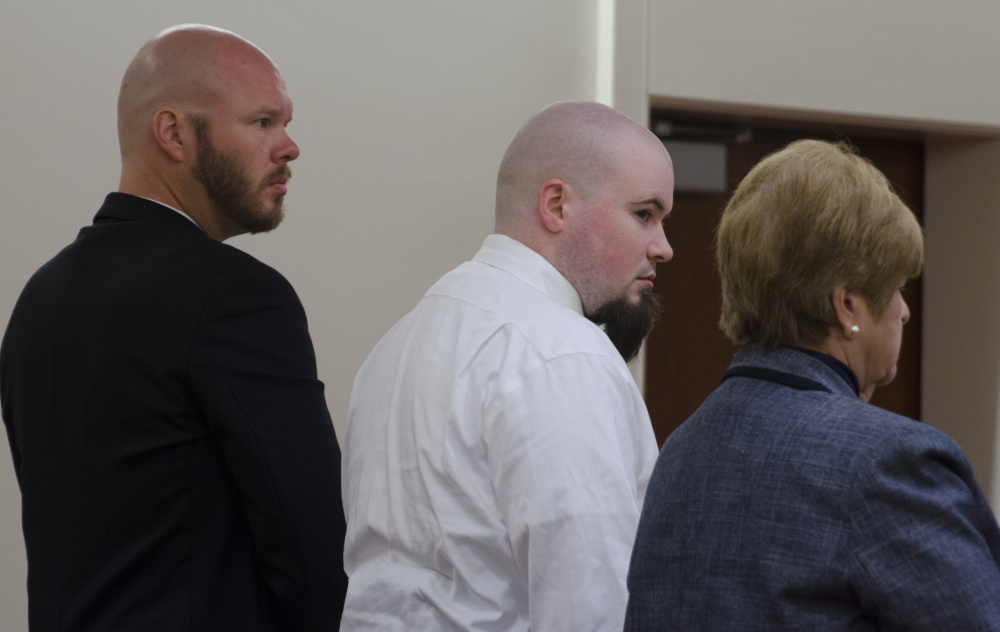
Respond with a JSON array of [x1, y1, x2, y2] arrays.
[[472, 234, 584, 315]]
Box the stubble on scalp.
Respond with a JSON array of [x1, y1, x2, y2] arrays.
[[493, 102, 631, 236]]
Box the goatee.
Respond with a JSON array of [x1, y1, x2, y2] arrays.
[[587, 290, 661, 363]]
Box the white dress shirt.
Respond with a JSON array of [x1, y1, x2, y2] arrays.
[[341, 234, 659, 631]]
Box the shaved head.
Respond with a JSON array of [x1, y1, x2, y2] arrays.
[[494, 101, 665, 236], [117, 24, 277, 162], [116, 24, 299, 241]]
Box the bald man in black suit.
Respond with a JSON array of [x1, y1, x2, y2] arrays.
[[1, 25, 347, 630]]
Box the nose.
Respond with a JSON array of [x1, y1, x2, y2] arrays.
[[901, 296, 910, 325], [276, 127, 300, 163], [649, 223, 673, 263]]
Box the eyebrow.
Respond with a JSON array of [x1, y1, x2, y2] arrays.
[[635, 198, 666, 211], [250, 107, 291, 122]]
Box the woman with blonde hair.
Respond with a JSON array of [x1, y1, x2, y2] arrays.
[[625, 139, 1000, 630]]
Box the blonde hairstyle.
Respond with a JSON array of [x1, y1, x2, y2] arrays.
[[716, 139, 924, 347]]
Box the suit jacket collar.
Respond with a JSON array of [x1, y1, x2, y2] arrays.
[[93, 192, 206, 236], [729, 343, 858, 399]]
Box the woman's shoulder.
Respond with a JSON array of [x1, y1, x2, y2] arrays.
[[840, 401, 964, 458]]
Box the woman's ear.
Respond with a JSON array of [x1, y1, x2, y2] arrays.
[[830, 285, 862, 340]]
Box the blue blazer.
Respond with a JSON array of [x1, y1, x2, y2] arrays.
[[626, 344, 1000, 631]]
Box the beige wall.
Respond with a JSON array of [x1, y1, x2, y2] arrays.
[[0, 1, 600, 627], [646, 0, 1000, 130], [641, 0, 1000, 510]]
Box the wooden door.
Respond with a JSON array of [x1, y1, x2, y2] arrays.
[[644, 117, 925, 445]]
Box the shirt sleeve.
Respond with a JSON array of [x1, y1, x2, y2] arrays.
[[485, 352, 652, 632], [850, 427, 1000, 630], [189, 261, 348, 630]]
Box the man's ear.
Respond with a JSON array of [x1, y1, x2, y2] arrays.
[[830, 285, 859, 339], [536, 178, 569, 234], [151, 107, 187, 162]]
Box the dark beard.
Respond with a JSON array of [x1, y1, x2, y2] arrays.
[[587, 290, 661, 363], [191, 117, 286, 235]]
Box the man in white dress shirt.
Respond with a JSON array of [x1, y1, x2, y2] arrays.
[[341, 101, 675, 631]]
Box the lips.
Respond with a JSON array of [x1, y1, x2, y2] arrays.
[[268, 177, 289, 196], [637, 273, 656, 289], [264, 165, 292, 196]]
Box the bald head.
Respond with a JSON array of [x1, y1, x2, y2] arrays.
[[116, 25, 298, 242], [117, 24, 276, 162], [494, 101, 665, 237]]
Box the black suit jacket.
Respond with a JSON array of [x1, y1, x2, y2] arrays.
[[1, 193, 348, 630]]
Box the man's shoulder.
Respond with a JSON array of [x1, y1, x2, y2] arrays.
[[94, 210, 289, 286], [192, 238, 289, 287], [356, 259, 629, 402], [12, 212, 299, 334], [425, 260, 616, 360], [429, 260, 593, 331], [87, 193, 285, 276]]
